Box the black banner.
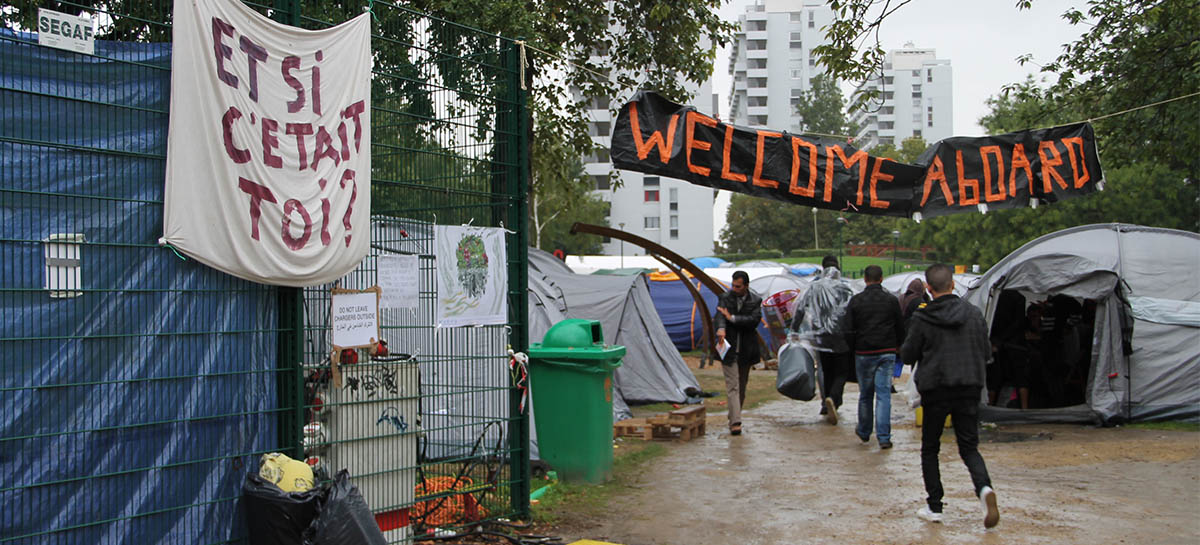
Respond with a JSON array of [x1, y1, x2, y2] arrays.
[[611, 91, 1103, 219]]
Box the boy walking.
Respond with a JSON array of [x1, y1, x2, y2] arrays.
[[900, 264, 1000, 529]]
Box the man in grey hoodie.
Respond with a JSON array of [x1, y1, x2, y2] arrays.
[[901, 264, 1000, 529]]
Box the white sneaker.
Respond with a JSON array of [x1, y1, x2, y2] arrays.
[[980, 486, 1000, 528], [917, 507, 943, 523]]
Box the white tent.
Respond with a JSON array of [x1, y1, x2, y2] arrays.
[[562, 255, 664, 274], [703, 266, 790, 285], [964, 224, 1200, 424], [883, 271, 979, 297], [750, 274, 811, 300]]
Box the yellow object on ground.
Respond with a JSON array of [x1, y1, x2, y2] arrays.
[[259, 452, 314, 492], [568, 541, 623, 545], [914, 406, 953, 428]]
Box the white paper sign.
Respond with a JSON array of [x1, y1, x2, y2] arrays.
[[379, 254, 420, 311], [331, 291, 379, 348], [162, 0, 372, 286], [435, 226, 508, 327], [38, 8, 95, 55]]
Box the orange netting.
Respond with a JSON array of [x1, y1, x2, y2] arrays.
[[413, 476, 489, 526]]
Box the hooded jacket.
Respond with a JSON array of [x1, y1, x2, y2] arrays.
[[900, 294, 989, 403]]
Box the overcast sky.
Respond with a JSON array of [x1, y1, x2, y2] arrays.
[[710, 0, 1090, 243]]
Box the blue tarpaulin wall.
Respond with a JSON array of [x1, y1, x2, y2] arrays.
[[1, 31, 279, 545]]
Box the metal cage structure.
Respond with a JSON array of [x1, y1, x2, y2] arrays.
[[0, 1, 529, 543]]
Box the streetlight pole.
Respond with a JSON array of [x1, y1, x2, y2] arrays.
[[892, 230, 901, 274], [812, 207, 819, 249], [618, 222, 625, 268]]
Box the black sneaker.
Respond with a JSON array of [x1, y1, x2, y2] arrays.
[[879, 442, 893, 449]]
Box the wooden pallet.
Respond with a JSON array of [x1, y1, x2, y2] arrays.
[[613, 406, 706, 442]]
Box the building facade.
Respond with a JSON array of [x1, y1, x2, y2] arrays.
[[850, 45, 954, 149], [728, 0, 835, 131]]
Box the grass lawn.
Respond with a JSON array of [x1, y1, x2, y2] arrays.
[[776, 255, 923, 277]]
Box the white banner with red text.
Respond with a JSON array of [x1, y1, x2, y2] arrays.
[[162, 0, 371, 286]]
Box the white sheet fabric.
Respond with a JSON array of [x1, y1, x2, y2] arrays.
[[436, 226, 508, 327], [162, 0, 371, 286]]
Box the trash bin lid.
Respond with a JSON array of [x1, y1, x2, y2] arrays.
[[529, 319, 625, 363]]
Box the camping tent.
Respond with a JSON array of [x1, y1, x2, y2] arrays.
[[883, 271, 979, 297], [690, 256, 727, 269], [751, 274, 811, 300], [964, 224, 1200, 424], [529, 249, 701, 414], [703, 266, 790, 284], [645, 272, 773, 353]]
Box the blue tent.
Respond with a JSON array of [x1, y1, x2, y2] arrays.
[[646, 275, 773, 354], [689, 256, 727, 269]]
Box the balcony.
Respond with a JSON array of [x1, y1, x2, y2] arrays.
[[747, 68, 768, 78], [747, 48, 768, 59], [747, 105, 768, 117], [746, 30, 768, 41]]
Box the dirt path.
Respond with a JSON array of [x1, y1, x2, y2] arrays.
[[556, 370, 1200, 545]]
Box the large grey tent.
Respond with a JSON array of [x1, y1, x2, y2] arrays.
[[528, 248, 702, 417], [964, 224, 1200, 424]]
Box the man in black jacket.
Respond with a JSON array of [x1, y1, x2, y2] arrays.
[[841, 265, 905, 449], [901, 264, 999, 528], [714, 270, 762, 436]]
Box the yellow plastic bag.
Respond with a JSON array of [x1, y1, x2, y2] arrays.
[[259, 452, 314, 492]]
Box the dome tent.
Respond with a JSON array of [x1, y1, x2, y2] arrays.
[[964, 224, 1200, 424]]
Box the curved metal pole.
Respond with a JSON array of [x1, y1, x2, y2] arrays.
[[570, 223, 725, 296], [651, 255, 715, 368], [572, 222, 773, 364]]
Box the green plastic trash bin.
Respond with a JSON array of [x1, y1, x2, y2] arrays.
[[528, 319, 625, 483]]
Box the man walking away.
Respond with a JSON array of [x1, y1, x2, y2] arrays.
[[790, 255, 854, 424], [901, 264, 1000, 529], [714, 270, 762, 436], [842, 265, 905, 449]]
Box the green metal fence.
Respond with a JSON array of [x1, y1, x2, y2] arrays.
[[0, 1, 528, 543]]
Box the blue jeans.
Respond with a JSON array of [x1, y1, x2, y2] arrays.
[[855, 353, 895, 444]]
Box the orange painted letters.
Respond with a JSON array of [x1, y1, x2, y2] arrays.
[[824, 145, 867, 203], [920, 155, 954, 207], [685, 111, 718, 177], [980, 145, 1007, 203], [752, 130, 783, 189], [955, 150, 980, 206], [628, 102, 678, 163], [867, 157, 893, 209], [1062, 137, 1091, 189], [1009, 143, 1033, 197], [1038, 141, 1068, 193], [789, 137, 819, 197], [721, 125, 747, 183]]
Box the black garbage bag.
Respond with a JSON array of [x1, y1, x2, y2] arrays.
[[776, 341, 816, 401], [303, 470, 387, 545], [243, 473, 321, 545]]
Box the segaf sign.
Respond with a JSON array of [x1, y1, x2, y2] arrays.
[[38, 8, 95, 55]]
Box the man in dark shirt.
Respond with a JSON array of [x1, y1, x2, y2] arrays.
[[901, 264, 1000, 529], [714, 270, 762, 436], [841, 265, 905, 448]]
